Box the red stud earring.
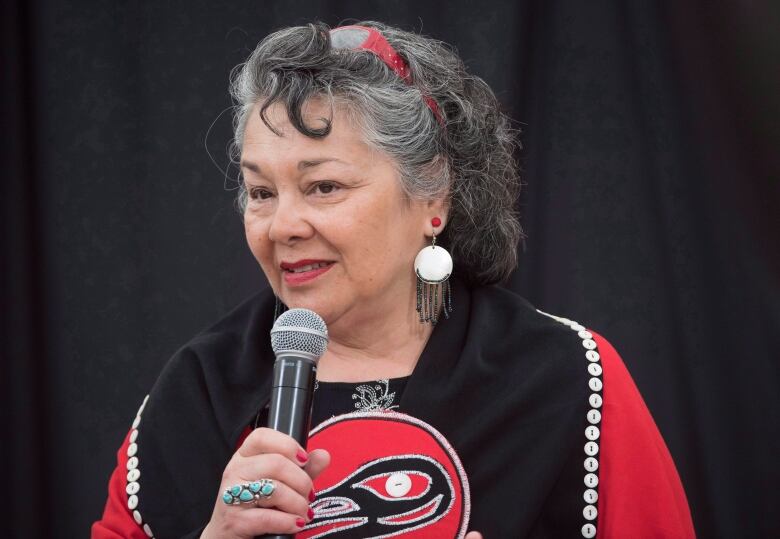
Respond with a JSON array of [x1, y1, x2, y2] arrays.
[[431, 217, 442, 228]]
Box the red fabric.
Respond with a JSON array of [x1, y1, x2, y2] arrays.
[[92, 430, 148, 539], [593, 332, 696, 539]]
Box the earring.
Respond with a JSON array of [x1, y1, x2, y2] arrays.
[[414, 217, 453, 325]]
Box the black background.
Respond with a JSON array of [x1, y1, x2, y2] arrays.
[[3, 1, 778, 537]]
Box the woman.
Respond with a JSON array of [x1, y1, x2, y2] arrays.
[[93, 21, 695, 538]]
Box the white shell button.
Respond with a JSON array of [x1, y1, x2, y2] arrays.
[[584, 473, 599, 487], [385, 473, 412, 498], [584, 457, 599, 472], [589, 394, 603, 408]]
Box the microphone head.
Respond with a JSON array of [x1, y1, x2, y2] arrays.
[[270, 308, 329, 361]]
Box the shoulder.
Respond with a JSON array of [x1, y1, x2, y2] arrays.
[[466, 284, 599, 382], [120, 288, 279, 538], [470, 284, 589, 343], [139, 286, 278, 444], [151, 287, 276, 390]]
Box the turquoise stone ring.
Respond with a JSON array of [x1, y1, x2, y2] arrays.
[[222, 479, 276, 505]]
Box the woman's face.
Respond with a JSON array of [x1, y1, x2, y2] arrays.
[[241, 99, 441, 328]]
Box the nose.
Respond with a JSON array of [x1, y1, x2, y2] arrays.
[[267, 192, 314, 245]]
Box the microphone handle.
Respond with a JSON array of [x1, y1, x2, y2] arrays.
[[260, 356, 316, 539]]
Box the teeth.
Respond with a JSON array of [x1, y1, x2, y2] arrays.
[[289, 262, 329, 273]]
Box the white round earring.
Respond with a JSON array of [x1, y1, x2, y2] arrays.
[[414, 217, 453, 325]]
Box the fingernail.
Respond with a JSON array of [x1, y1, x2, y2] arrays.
[[296, 449, 308, 463], [307, 507, 315, 519], [295, 517, 306, 528], [309, 489, 316, 502]]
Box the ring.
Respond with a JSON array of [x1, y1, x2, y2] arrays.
[[221, 479, 276, 505]]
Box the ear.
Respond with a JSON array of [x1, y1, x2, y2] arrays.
[[425, 194, 450, 236]]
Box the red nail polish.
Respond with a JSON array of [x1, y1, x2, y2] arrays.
[[296, 449, 308, 463], [309, 489, 316, 502], [295, 517, 306, 528], [307, 507, 315, 520]]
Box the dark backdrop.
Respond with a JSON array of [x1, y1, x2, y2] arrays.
[[3, 1, 778, 537]]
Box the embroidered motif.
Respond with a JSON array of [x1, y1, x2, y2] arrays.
[[303, 411, 470, 538], [352, 379, 399, 412]]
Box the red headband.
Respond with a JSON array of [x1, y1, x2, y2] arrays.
[[329, 25, 445, 127]]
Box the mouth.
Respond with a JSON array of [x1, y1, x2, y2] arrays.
[[280, 259, 334, 285]]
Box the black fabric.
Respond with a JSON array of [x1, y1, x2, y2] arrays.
[[4, 1, 778, 537], [134, 279, 589, 538], [309, 377, 409, 428]]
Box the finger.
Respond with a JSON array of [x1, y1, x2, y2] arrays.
[[233, 452, 313, 497], [228, 506, 307, 537], [465, 532, 483, 539], [238, 428, 310, 465], [303, 449, 331, 481]]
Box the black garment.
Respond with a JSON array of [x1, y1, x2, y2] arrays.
[[132, 278, 592, 537], [309, 378, 409, 428]]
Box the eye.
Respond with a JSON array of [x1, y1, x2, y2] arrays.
[[310, 181, 340, 195], [248, 186, 274, 200], [353, 471, 432, 501]]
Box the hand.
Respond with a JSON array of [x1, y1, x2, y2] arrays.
[[465, 532, 484, 539], [200, 428, 330, 539]]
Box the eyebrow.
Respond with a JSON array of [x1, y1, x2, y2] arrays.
[[240, 158, 348, 174]]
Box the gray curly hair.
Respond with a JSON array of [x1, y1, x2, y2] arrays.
[[229, 21, 522, 285]]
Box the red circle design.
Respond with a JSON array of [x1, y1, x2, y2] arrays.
[[301, 411, 470, 538]]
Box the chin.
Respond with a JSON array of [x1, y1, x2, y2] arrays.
[[280, 295, 339, 323]]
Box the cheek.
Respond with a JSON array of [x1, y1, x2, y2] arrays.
[[345, 220, 415, 284], [244, 217, 272, 263]]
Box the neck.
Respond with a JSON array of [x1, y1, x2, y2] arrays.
[[315, 284, 434, 382]]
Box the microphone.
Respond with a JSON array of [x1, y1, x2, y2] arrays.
[[262, 308, 328, 539]]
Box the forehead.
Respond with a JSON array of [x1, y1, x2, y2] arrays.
[[241, 99, 376, 167]]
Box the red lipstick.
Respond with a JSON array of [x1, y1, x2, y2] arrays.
[[280, 259, 334, 285]]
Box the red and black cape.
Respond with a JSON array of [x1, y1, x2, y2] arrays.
[[93, 278, 695, 538]]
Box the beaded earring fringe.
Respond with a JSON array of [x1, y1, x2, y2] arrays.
[[416, 277, 452, 325]]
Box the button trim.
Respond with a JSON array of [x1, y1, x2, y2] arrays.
[[125, 395, 154, 538], [536, 309, 602, 538]]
